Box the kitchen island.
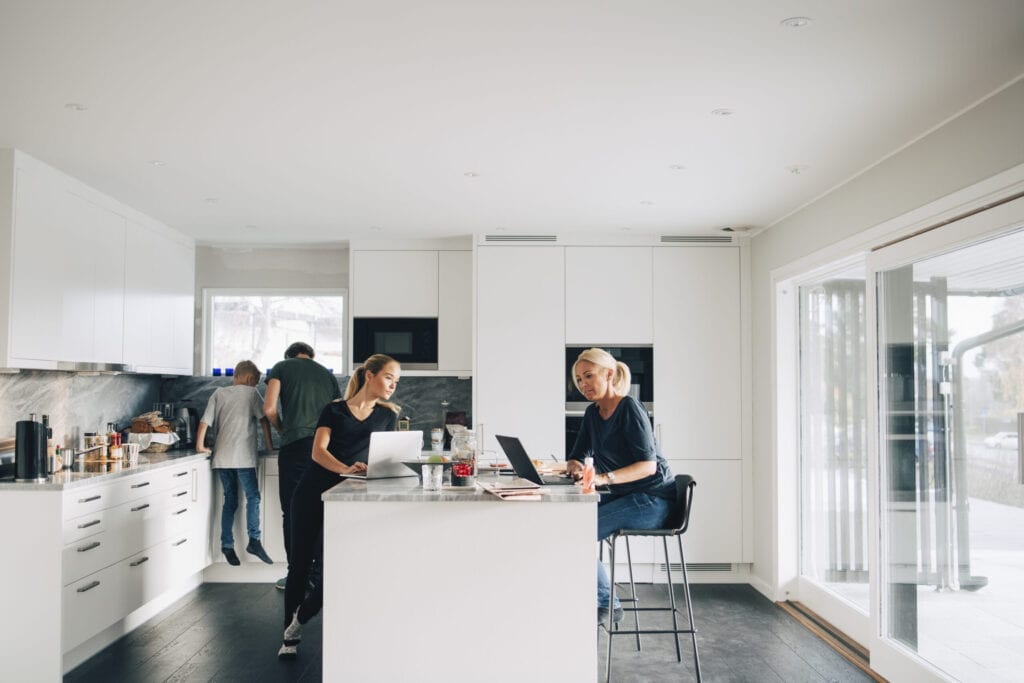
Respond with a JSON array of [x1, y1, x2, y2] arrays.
[[322, 477, 598, 682]]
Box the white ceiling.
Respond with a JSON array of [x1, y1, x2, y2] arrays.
[[1, 1, 1023, 246]]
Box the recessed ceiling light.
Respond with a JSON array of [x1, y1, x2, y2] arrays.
[[719, 225, 751, 233], [786, 164, 810, 175], [495, 227, 507, 232], [369, 225, 382, 232], [668, 164, 686, 171], [244, 224, 259, 231], [149, 160, 166, 167], [711, 108, 734, 117], [463, 171, 480, 178], [620, 227, 632, 232], [64, 102, 87, 111], [780, 16, 813, 29], [640, 200, 654, 206], [204, 197, 220, 205]]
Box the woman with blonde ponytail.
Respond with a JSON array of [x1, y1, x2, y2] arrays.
[[567, 348, 675, 626], [278, 354, 402, 660]]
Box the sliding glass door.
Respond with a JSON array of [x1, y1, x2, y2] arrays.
[[871, 196, 1024, 681]]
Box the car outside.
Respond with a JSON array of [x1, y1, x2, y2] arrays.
[[984, 431, 1020, 449]]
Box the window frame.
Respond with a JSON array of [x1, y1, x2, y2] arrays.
[[201, 287, 347, 377]]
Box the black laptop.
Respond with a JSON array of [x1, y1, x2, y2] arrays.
[[495, 435, 576, 486]]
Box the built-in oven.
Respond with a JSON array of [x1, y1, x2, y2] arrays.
[[565, 345, 654, 455], [352, 317, 439, 370]]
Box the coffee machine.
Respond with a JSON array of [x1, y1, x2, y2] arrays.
[[175, 406, 197, 448], [15, 413, 47, 482]]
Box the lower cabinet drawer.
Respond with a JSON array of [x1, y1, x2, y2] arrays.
[[121, 543, 171, 612], [62, 531, 117, 585], [62, 562, 125, 652], [62, 507, 111, 546]]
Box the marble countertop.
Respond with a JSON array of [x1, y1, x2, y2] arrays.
[[0, 450, 213, 491], [322, 475, 598, 503]]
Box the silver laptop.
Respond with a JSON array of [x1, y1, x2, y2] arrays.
[[342, 430, 422, 479]]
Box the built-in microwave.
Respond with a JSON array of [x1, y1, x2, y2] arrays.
[[352, 318, 439, 370]]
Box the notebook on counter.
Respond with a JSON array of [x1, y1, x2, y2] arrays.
[[495, 434, 576, 486], [341, 430, 422, 479]]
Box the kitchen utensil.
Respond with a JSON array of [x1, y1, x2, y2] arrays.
[[15, 414, 47, 482]]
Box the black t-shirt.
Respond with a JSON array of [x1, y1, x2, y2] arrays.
[[315, 400, 399, 468], [567, 395, 674, 500]]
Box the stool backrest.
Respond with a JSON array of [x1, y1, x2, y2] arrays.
[[664, 474, 696, 534]]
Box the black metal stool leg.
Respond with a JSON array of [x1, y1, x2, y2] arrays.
[[663, 536, 682, 662], [678, 535, 702, 682], [623, 535, 641, 651], [605, 535, 617, 683]]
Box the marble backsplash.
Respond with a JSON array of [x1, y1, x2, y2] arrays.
[[0, 371, 161, 447], [160, 374, 473, 450]]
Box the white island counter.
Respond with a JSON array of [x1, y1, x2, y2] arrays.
[[322, 477, 598, 682]]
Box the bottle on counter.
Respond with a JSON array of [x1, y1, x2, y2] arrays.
[[582, 456, 596, 494], [107, 422, 122, 460]]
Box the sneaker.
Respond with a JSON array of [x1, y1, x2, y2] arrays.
[[598, 605, 624, 624], [222, 547, 240, 566], [246, 539, 274, 564], [275, 577, 287, 590], [277, 642, 298, 660], [284, 608, 303, 643]]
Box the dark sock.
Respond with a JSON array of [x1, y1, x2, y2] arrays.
[[222, 547, 240, 566]]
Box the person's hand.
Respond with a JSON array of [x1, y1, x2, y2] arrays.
[[566, 459, 584, 481], [343, 461, 367, 475]]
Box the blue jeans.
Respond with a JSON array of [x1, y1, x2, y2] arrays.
[[218, 468, 261, 548], [597, 492, 672, 609]]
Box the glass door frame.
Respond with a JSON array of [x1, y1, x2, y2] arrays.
[[865, 194, 1024, 682]]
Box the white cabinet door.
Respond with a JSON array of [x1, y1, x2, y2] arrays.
[[476, 246, 565, 456], [352, 250, 438, 317], [665, 459, 743, 563], [78, 193, 126, 363], [565, 246, 653, 344], [438, 250, 472, 371], [8, 164, 66, 363], [653, 247, 741, 462], [123, 219, 195, 374]]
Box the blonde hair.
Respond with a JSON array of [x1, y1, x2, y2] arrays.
[[345, 354, 401, 414], [234, 360, 261, 384], [572, 348, 631, 396]]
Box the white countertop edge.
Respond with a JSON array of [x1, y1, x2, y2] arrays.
[[0, 451, 212, 491]]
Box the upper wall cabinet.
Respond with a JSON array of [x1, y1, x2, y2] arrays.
[[352, 250, 439, 317], [0, 149, 194, 373], [565, 246, 653, 344], [437, 250, 472, 372]]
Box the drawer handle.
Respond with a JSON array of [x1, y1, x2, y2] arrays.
[[77, 541, 101, 553], [76, 580, 101, 593], [172, 538, 188, 547], [172, 490, 188, 498], [172, 471, 188, 478], [77, 519, 101, 529], [171, 508, 188, 516], [78, 494, 102, 503], [131, 503, 151, 512], [130, 556, 150, 567], [130, 481, 151, 489]]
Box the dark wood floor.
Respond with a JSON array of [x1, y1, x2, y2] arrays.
[[65, 583, 873, 682]]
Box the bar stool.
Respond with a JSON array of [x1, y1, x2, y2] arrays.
[[602, 474, 701, 682]]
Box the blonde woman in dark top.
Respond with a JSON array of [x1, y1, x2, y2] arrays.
[[278, 354, 401, 660]]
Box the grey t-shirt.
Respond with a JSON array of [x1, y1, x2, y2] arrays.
[[201, 384, 264, 469]]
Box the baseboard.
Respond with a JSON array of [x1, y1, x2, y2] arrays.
[[777, 600, 887, 682], [747, 573, 777, 601]]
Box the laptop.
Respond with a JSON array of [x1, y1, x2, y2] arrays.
[[495, 435, 577, 486], [341, 430, 422, 479]]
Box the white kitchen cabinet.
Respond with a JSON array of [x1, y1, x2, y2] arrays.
[[565, 246, 653, 344], [262, 458, 286, 563], [1, 149, 194, 372], [352, 250, 439, 317], [438, 250, 472, 371], [0, 455, 213, 677], [475, 246, 565, 456], [665, 459, 743, 563], [123, 218, 195, 374], [653, 247, 741, 462]]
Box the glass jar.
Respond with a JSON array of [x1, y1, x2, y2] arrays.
[[449, 430, 477, 486]]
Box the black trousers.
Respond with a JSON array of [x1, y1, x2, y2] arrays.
[[277, 437, 320, 584], [283, 464, 336, 626]]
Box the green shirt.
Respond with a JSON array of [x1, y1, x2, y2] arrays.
[[267, 358, 341, 446]]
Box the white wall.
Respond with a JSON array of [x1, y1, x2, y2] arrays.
[[748, 78, 1024, 594]]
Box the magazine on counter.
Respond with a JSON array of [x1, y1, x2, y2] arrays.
[[478, 480, 542, 501]]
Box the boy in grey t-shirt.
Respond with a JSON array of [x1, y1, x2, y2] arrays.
[[197, 360, 275, 566]]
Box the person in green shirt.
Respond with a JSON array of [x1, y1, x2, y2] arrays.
[[264, 342, 340, 589]]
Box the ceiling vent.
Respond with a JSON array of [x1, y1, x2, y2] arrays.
[[484, 234, 558, 242], [660, 235, 733, 244]]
